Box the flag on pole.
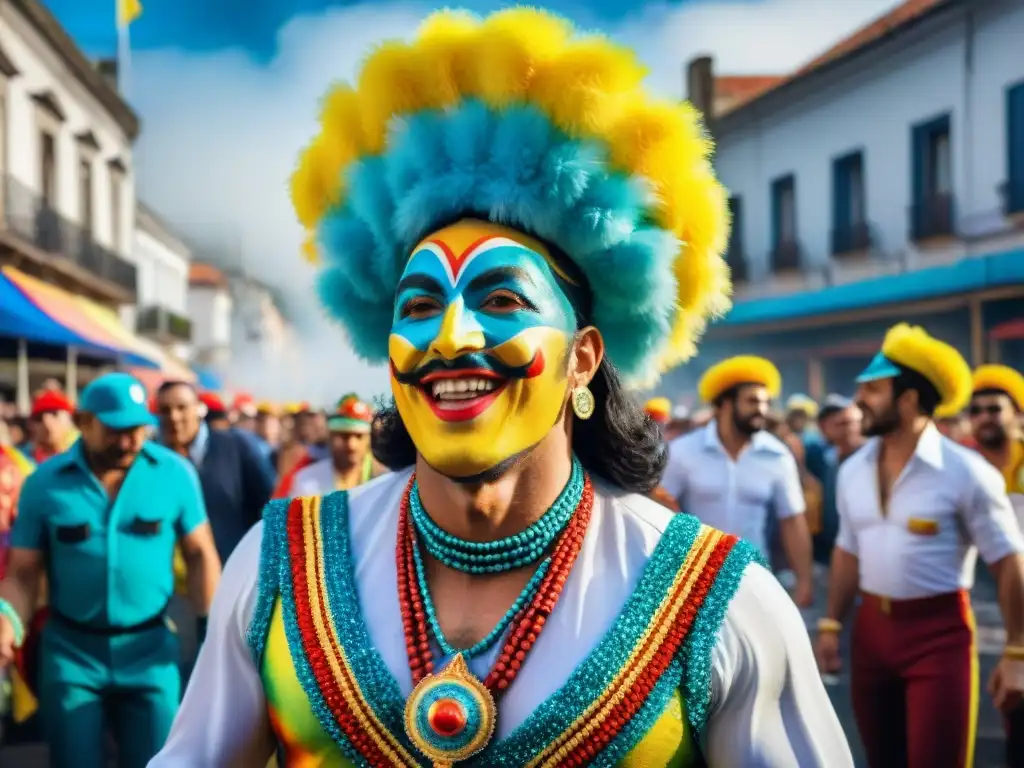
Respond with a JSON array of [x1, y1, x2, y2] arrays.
[[118, 0, 143, 27]]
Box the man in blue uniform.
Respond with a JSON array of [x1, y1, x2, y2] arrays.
[[0, 372, 221, 768]]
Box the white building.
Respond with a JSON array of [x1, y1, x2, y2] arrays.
[[127, 201, 193, 360], [187, 262, 233, 373], [663, 0, 1024, 398], [0, 0, 139, 305], [709, 0, 1024, 295]]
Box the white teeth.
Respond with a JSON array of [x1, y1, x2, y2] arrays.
[[430, 378, 498, 400]]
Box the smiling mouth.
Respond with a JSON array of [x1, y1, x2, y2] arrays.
[[418, 369, 508, 422]]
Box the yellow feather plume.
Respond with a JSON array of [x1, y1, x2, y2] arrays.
[[972, 364, 1024, 411], [698, 356, 782, 404], [881, 324, 973, 418]]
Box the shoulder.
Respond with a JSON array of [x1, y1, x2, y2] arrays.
[[667, 428, 703, 459], [141, 442, 197, 476], [755, 430, 794, 457], [942, 437, 1005, 489], [837, 439, 875, 480], [217, 521, 264, 634], [347, 470, 412, 529], [20, 450, 73, 495]]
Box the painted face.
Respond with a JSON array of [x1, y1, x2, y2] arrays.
[[389, 219, 578, 478]]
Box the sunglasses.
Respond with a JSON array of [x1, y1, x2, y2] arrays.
[[969, 404, 1002, 416]]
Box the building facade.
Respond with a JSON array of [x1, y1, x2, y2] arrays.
[[664, 0, 1024, 401], [128, 201, 193, 360], [0, 0, 139, 307], [187, 262, 233, 373]]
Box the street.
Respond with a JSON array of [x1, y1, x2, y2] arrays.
[[0, 574, 1011, 766]]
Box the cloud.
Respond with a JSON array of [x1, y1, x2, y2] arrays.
[[130, 0, 900, 402]]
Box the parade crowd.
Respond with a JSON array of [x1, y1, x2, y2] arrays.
[[0, 322, 1021, 767]]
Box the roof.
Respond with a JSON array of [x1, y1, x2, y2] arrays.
[[188, 262, 229, 288], [9, 0, 140, 141], [714, 75, 785, 116], [718, 0, 953, 126]]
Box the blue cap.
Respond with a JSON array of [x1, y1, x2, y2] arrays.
[[855, 352, 903, 384], [79, 373, 157, 430]]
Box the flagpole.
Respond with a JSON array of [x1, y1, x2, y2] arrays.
[[116, 1, 131, 100]]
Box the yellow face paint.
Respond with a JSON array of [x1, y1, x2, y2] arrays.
[[389, 219, 578, 478]]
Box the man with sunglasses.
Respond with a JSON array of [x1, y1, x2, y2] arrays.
[[969, 363, 1024, 766]]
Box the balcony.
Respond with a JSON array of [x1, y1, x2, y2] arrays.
[[725, 248, 749, 283], [0, 173, 137, 302], [909, 192, 955, 242], [831, 221, 874, 257], [136, 304, 193, 343], [769, 238, 802, 273]]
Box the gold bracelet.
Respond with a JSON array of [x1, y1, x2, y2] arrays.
[[817, 618, 842, 633], [1004, 645, 1024, 661]]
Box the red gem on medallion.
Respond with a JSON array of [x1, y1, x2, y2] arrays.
[[427, 698, 467, 737]]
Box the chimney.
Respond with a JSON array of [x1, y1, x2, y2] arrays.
[[96, 58, 118, 90], [686, 55, 715, 133]]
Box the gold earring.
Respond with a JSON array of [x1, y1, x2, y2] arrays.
[[571, 386, 595, 420]]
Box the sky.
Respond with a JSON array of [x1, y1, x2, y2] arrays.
[[46, 0, 903, 401]]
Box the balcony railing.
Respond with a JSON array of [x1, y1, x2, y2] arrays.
[[0, 173, 137, 297], [909, 192, 955, 241], [136, 304, 193, 343], [831, 220, 874, 256], [769, 238, 802, 272], [725, 248, 749, 283]]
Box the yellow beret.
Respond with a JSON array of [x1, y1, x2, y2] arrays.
[[698, 356, 782, 404], [972, 364, 1024, 411], [785, 394, 819, 417], [644, 397, 672, 423], [879, 324, 972, 418]]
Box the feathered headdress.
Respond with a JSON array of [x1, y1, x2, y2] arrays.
[[972, 364, 1024, 411], [698, 356, 782, 404], [290, 7, 731, 384]]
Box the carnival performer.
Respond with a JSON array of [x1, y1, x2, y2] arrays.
[[151, 9, 851, 766], [815, 324, 1024, 768], [289, 395, 383, 497], [0, 373, 222, 768], [967, 362, 1024, 766], [662, 356, 815, 605]]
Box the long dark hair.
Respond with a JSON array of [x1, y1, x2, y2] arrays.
[[371, 358, 666, 494]]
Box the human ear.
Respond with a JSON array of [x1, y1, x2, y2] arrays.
[[569, 326, 605, 389]]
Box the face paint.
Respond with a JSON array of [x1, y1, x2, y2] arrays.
[[389, 219, 578, 478]]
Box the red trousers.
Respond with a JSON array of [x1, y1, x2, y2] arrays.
[[851, 590, 977, 768]]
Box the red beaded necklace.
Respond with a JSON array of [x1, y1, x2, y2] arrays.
[[396, 473, 594, 694]]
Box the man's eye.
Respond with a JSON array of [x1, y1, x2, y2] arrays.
[[482, 291, 526, 312], [402, 297, 442, 318]]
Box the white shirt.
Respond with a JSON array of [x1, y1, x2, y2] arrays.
[[151, 471, 850, 767], [835, 423, 1024, 599], [662, 422, 806, 555], [290, 457, 336, 497]]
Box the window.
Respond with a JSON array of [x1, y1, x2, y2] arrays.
[[79, 158, 93, 231], [831, 150, 868, 254], [770, 174, 800, 271], [726, 195, 746, 281], [911, 114, 953, 239], [1007, 80, 1024, 214], [40, 131, 56, 206], [110, 169, 122, 252]]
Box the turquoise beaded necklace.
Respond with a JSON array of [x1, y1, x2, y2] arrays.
[[408, 457, 584, 659], [408, 457, 584, 575]]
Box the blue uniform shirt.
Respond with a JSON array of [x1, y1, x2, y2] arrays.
[[10, 439, 208, 629]]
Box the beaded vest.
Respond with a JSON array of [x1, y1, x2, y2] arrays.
[[247, 486, 758, 767]]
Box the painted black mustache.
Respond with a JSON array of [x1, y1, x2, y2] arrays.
[[392, 352, 534, 387]]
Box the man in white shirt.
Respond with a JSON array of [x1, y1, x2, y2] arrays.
[[290, 394, 382, 497], [662, 355, 814, 606], [815, 324, 1024, 768]]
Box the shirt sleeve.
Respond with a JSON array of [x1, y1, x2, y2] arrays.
[[149, 524, 275, 767], [959, 455, 1024, 564], [832, 463, 858, 556], [771, 450, 806, 519], [704, 563, 854, 766], [9, 472, 47, 551], [176, 459, 209, 538], [660, 438, 689, 501]]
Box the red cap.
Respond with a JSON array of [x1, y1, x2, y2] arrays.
[[337, 396, 372, 422], [199, 392, 227, 414], [31, 391, 73, 417]]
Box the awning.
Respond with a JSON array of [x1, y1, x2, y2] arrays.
[[0, 272, 124, 358], [193, 367, 223, 391], [989, 319, 1024, 341], [3, 266, 159, 368]]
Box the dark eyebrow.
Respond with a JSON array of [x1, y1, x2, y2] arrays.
[[396, 273, 444, 296], [466, 266, 534, 294]]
